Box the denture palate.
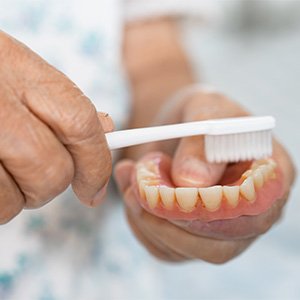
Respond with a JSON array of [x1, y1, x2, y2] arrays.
[[136, 159, 278, 213]]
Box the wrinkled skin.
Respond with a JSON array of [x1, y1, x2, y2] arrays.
[[0, 31, 114, 224], [114, 92, 296, 264]]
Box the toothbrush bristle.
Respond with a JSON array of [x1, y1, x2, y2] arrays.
[[204, 130, 273, 163]]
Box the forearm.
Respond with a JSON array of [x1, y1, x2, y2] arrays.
[[123, 18, 195, 129]]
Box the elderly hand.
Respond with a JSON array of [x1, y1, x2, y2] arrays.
[[0, 31, 113, 224], [114, 91, 296, 263]]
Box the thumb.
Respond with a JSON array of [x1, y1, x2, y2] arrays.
[[172, 136, 226, 187], [171, 92, 247, 187]]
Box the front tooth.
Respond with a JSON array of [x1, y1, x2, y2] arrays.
[[223, 186, 240, 208], [175, 188, 198, 212], [198, 186, 223, 212], [144, 186, 159, 209], [159, 186, 175, 210], [240, 177, 256, 202], [253, 169, 264, 188]]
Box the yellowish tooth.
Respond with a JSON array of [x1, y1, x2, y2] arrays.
[[136, 168, 157, 181], [138, 180, 148, 198], [257, 165, 270, 181], [266, 164, 276, 179], [198, 186, 223, 212], [240, 177, 256, 202], [253, 169, 264, 188], [251, 159, 277, 181], [241, 170, 253, 180], [143, 161, 158, 173], [144, 186, 159, 209], [251, 159, 268, 170], [159, 186, 175, 210], [223, 186, 240, 208], [267, 159, 277, 170], [175, 188, 198, 212]]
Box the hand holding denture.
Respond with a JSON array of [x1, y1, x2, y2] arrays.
[[114, 91, 296, 263]]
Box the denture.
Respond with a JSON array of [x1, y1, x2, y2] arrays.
[[133, 152, 284, 222]]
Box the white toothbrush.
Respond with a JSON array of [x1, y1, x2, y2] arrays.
[[105, 116, 275, 163]]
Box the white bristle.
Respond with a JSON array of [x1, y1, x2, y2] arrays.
[[204, 130, 273, 163]]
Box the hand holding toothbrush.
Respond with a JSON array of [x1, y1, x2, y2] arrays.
[[0, 31, 114, 224]]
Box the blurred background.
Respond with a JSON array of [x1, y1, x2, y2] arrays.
[[0, 0, 300, 299]]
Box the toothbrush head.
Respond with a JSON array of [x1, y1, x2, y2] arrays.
[[204, 116, 275, 163]]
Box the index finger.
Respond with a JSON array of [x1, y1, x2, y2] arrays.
[[25, 80, 111, 206]]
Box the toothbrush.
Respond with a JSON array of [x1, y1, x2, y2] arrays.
[[105, 116, 275, 163]]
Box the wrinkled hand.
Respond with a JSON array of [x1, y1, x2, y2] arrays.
[[115, 90, 296, 263], [0, 31, 113, 224]]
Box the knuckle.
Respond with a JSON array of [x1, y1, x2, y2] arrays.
[[61, 100, 99, 143], [186, 91, 248, 121], [43, 155, 74, 189]]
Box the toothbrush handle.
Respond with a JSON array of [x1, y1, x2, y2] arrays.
[[105, 121, 208, 150]]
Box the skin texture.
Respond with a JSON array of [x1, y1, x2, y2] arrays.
[[0, 31, 113, 224], [115, 19, 296, 263]]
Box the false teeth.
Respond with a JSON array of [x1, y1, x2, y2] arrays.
[[223, 186, 240, 208], [240, 177, 256, 202], [199, 186, 223, 211], [175, 188, 198, 212], [159, 186, 175, 210], [144, 186, 159, 209]]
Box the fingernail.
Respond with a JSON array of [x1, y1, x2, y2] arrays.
[[97, 112, 115, 133], [90, 181, 109, 207], [98, 111, 110, 117]]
